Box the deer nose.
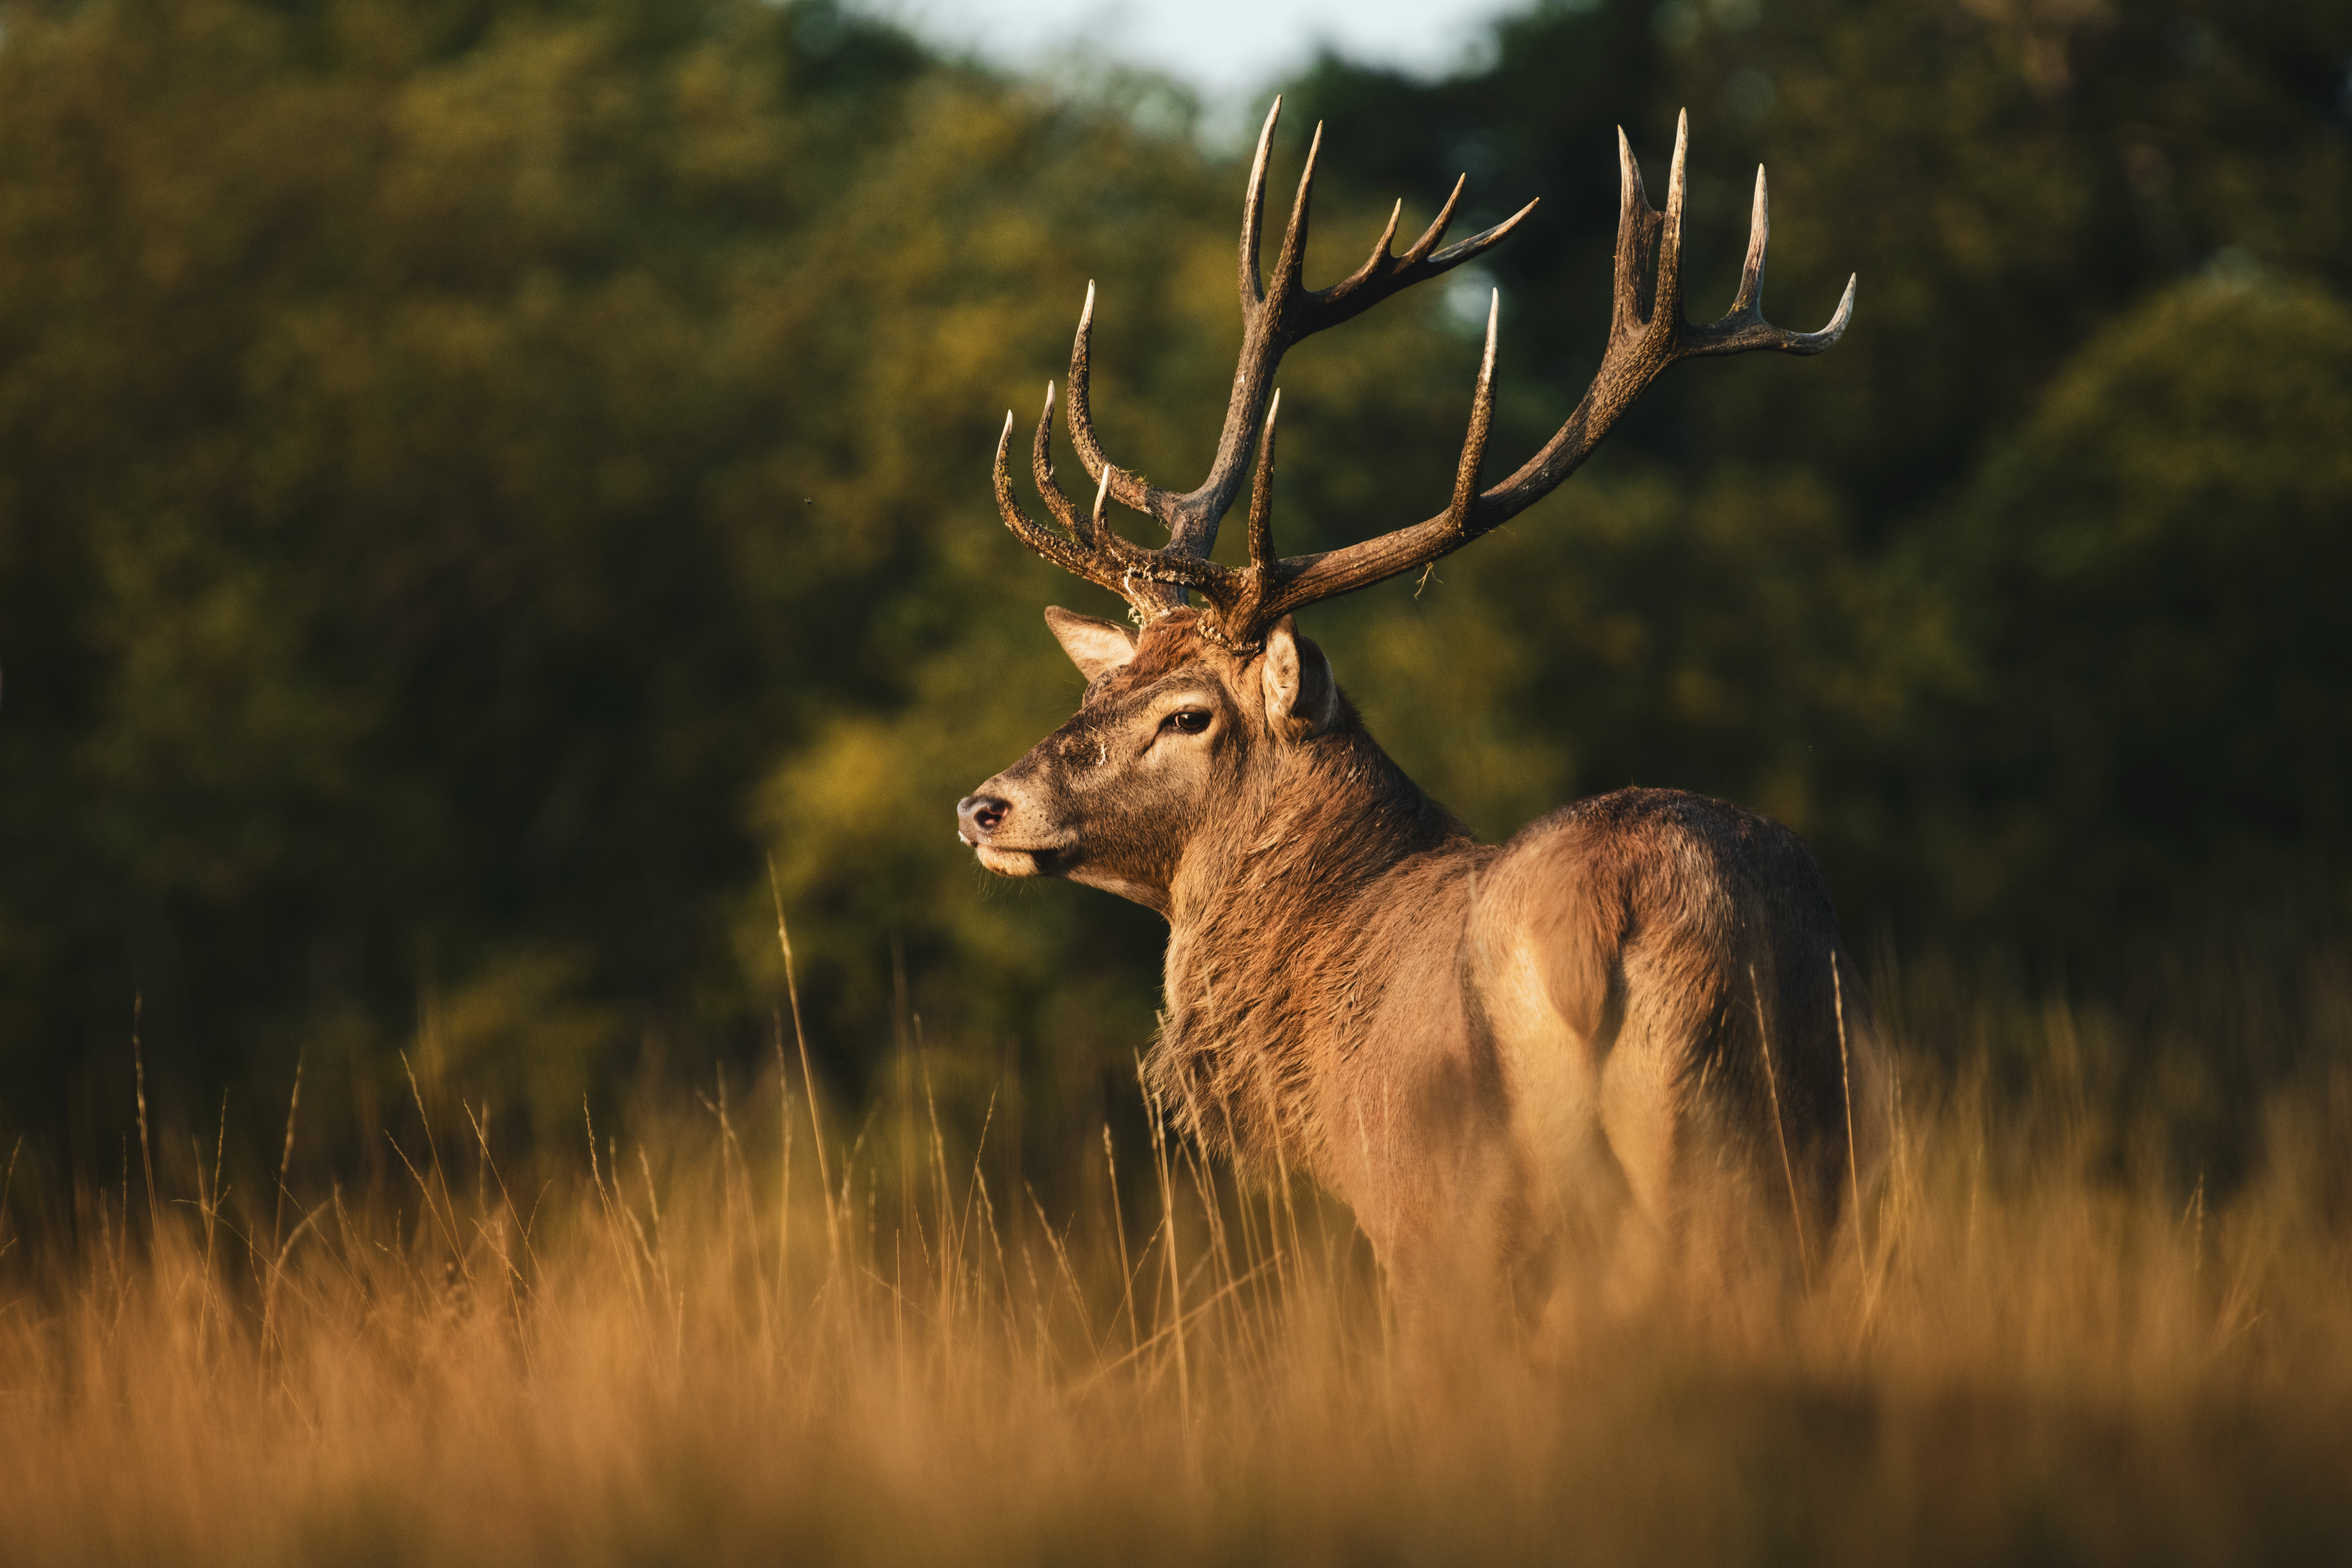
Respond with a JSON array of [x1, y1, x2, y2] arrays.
[[957, 794, 1010, 842]]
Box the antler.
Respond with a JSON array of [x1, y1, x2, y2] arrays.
[[993, 97, 1532, 633], [993, 107, 1854, 649]]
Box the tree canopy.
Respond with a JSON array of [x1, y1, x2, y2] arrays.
[[1, 0, 2346, 1168]]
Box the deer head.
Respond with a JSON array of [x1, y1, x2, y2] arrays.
[[958, 102, 1853, 912], [957, 604, 1353, 917]]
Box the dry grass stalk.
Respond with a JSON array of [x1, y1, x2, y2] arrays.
[[1, 984, 2349, 1565]]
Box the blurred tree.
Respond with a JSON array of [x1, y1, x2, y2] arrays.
[[1934, 274, 2352, 939], [1288, 0, 2352, 517], [1, 0, 2347, 1184], [0, 0, 1040, 1154]]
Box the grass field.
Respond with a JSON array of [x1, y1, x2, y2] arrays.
[[2, 950, 2349, 1566]]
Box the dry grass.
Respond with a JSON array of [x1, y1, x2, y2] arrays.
[[3, 972, 2351, 1566]]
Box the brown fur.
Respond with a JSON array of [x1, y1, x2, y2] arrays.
[[959, 608, 1887, 1321]]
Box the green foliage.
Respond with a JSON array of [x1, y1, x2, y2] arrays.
[[1937, 274, 2352, 933], [0, 0, 1035, 1133], [1, 0, 2347, 1167]]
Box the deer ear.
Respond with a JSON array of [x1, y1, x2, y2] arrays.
[[1261, 615, 1339, 742], [1044, 606, 1136, 682]]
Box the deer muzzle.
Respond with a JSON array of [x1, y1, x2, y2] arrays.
[[956, 790, 1072, 877]]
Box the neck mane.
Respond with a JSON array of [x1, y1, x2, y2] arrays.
[[1144, 716, 1474, 1170]]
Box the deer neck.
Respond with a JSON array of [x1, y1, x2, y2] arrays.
[[1146, 726, 1473, 1169]]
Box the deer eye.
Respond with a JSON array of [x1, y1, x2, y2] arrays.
[[1160, 709, 1211, 736]]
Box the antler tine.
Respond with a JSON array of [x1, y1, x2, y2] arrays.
[[1803, 276, 1859, 350], [1246, 389, 1281, 573], [1610, 126, 1661, 342], [1680, 157, 1858, 357], [1064, 281, 1177, 527], [1406, 176, 1465, 265], [1032, 379, 1170, 575], [1036, 381, 1172, 583], [1030, 381, 1100, 546], [1297, 194, 1403, 322], [1655, 110, 1691, 328], [1444, 293, 1502, 528], [1064, 283, 1100, 471], [1312, 177, 1538, 333], [1426, 196, 1540, 271], [1358, 200, 1405, 282], [1268, 121, 1325, 300], [1322, 171, 1460, 299], [1240, 98, 1281, 308], [995, 410, 1124, 595], [1729, 165, 1768, 316]]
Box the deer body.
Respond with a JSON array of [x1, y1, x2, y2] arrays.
[[963, 607, 1881, 1312], [960, 103, 1877, 1312]]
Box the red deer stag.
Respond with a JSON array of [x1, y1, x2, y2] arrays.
[[958, 103, 1885, 1320]]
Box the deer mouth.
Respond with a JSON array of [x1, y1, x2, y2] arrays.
[[973, 842, 1074, 877], [957, 790, 1076, 876]]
